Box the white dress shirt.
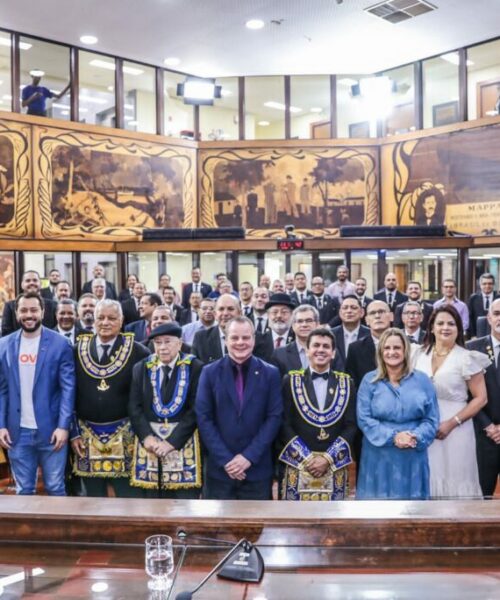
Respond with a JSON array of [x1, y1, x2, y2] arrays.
[[342, 325, 360, 354], [310, 369, 329, 410]]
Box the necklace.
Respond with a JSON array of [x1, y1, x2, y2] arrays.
[[434, 347, 452, 357]]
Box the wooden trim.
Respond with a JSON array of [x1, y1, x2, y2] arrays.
[[238, 76, 245, 140], [114, 57, 124, 129], [70, 47, 79, 122], [11, 33, 20, 113], [155, 67, 165, 136], [284, 76, 291, 139], [330, 74, 337, 138], [198, 137, 379, 150]]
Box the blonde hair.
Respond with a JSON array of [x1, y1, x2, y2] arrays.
[[371, 327, 412, 383]]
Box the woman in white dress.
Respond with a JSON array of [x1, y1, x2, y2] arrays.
[[414, 304, 489, 499]]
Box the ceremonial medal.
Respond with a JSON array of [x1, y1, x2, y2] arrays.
[[78, 334, 134, 391], [317, 427, 330, 441], [148, 353, 194, 419], [97, 379, 110, 391]]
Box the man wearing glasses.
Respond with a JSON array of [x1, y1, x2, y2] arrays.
[[308, 276, 340, 326], [393, 281, 432, 330], [401, 301, 425, 344]]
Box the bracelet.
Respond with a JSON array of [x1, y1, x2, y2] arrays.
[[454, 415, 463, 426]]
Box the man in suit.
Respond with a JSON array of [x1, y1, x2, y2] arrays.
[[71, 299, 149, 497], [308, 276, 340, 326], [0, 292, 75, 495], [143, 305, 192, 355], [77, 293, 97, 333], [196, 316, 283, 500], [284, 273, 295, 295], [182, 297, 216, 346], [162, 286, 183, 323], [239, 281, 254, 317], [477, 316, 491, 338], [125, 292, 162, 343], [54, 298, 83, 345], [2, 270, 57, 337], [181, 267, 212, 308], [272, 304, 320, 377], [129, 322, 203, 498], [400, 300, 426, 344], [91, 278, 107, 301], [121, 281, 145, 326], [326, 265, 356, 300], [55, 280, 72, 301], [393, 281, 433, 330], [40, 269, 61, 301], [466, 298, 500, 497], [331, 295, 370, 372], [289, 271, 312, 305], [468, 273, 498, 338], [254, 292, 295, 363], [250, 286, 270, 334], [271, 279, 285, 294], [354, 277, 373, 312], [192, 294, 241, 364], [279, 328, 357, 501], [374, 272, 408, 314], [82, 264, 117, 300], [118, 274, 138, 302], [180, 291, 203, 325]]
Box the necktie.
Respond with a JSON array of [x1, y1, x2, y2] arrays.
[[317, 296, 323, 309], [312, 371, 329, 380], [193, 283, 198, 293], [275, 336, 283, 348], [388, 292, 393, 306], [244, 306, 251, 316], [64, 332, 72, 339], [256, 317, 264, 334], [300, 293, 304, 303], [409, 336, 417, 344], [222, 335, 227, 354], [99, 344, 110, 365], [160, 365, 171, 401], [485, 296, 490, 311], [235, 364, 244, 411]]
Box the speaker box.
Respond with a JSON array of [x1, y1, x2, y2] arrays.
[[340, 225, 447, 238], [143, 227, 245, 241]]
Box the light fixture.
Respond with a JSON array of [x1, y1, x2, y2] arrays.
[[80, 35, 98, 45], [441, 52, 473, 67], [29, 69, 45, 77], [246, 19, 265, 30], [220, 89, 232, 97], [0, 36, 32, 50], [258, 120, 270, 126], [107, 85, 114, 91], [91, 582, 109, 593], [89, 59, 143, 75], [310, 107, 322, 113], [264, 101, 302, 113], [164, 57, 180, 67], [359, 76, 393, 119], [177, 76, 221, 105], [338, 77, 358, 86]]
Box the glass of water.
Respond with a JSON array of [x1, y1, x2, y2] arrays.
[[145, 534, 174, 591]]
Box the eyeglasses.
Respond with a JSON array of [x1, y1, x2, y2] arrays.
[[402, 311, 422, 317], [295, 318, 317, 325], [367, 309, 390, 316]]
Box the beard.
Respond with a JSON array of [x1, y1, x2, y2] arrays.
[[20, 318, 42, 333], [270, 320, 289, 335]]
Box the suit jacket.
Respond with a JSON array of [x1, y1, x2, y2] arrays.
[[272, 341, 304, 377], [125, 319, 149, 343], [165, 303, 183, 323], [345, 335, 376, 390], [1, 298, 58, 337], [468, 293, 499, 337], [0, 327, 75, 444], [466, 336, 500, 428], [129, 354, 203, 447], [393, 300, 433, 330], [118, 288, 132, 302], [476, 316, 491, 338], [289, 290, 313, 306], [192, 325, 224, 364], [195, 355, 283, 482], [82, 279, 117, 300], [40, 286, 56, 301], [53, 322, 85, 345], [307, 294, 340, 326], [182, 282, 212, 308], [373, 290, 408, 313], [180, 307, 199, 326], [405, 328, 426, 344], [121, 297, 140, 326], [254, 329, 295, 364], [331, 324, 370, 373]]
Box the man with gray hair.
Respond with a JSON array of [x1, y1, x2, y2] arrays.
[[71, 299, 149, 497], [254, 293, 296, 363], [91, 277, 106, 301], [401, 300, 425, 344]]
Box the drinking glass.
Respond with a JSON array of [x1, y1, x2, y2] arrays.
[[145, 534, 174, 591]]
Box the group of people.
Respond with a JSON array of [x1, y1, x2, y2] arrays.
[[0, 263, 498, 502]]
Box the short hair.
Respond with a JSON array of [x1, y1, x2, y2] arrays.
[[424, 304, 464, 351], [15, 291, 44, 311], [292, 304, 319, 323], [91, 277, 106, 287], [340, 294, 362, 308], [55, 280, 71, 289], [22, 270, 40, 281], [163, 286, 176, 293], [143, 292, 163, 306], [442, 278, 456, 286], [355, 277, 367, 284], [306, 327, 336, 349], [407, 280, 422, 289], [401, 300, 422, 314], [95, 299, 123, 319], [78, 293, 97, 307], [239, 281, 253, 289], [215, 293, 241, 310], [56, 298, 77, 312], [372, 328, 411, 383], [480, 272, 495, 284], [294, 271, 306, 279], [49, 268, 60, 275], [226, 315, 255, 336]]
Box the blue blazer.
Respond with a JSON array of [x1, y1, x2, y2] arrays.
[[195, 355, 283, 482], [125, 319, 148, 342], [0, 327, 76, 444]]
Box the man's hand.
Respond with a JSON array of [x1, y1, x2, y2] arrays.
[[156, 440, 175, 458], [143, 435, 159, 453], [51, 428, 69, 451], [71, 436, 85, 458], [0, 428, 12, 450], [485, 424, 500, 444], [305, 455, 330, 478], [224, 454, 251, 480]]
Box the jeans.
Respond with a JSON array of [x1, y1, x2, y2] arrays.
[[8, 427, 67, 496]]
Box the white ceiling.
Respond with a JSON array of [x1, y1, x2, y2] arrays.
[[1, 0, 500, 77]]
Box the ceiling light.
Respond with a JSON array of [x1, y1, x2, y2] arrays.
[[89, 59, 143, 75], [61, 110, 69, 115], [440, 52, 473, 67], [310, 107, 322, 113], [264, 101, 302, 113], [29, 69, 45, 77], [220, 89, 233, 97], [246, 19, 265, 30], [107, 85, 114, 91], [164, 57, 180, 67], [91, 582, 109, 593], [0, 37, 32, 50], [258, 120, 270, 126], [338, 77, 358, 86], [80, 35, 98, 45]]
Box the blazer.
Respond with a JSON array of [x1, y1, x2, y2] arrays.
[[82, 279, 118, 300], [129, 354, 203, 447], [121, 297, 140, 326], [289, 290, 313, 306], [195, 355, 283, 482], [466, 336, 500, 428], [476, 316, 491, 338], [405, 328, 426, 344], [271, 341, 303, 377], [180, 307, 199, 326], [1, 298, 58, 337], [53, 322, 85, 345], [182, 282, 212, 308], [345, 334, 377, 390], [468, 293, 499, 337], [0, 327, 75, 444], [393, 300, 434, 330], [125, 319, 149, 343], [165, 303, 184, 323], [254, 329, 295, 364], [118, 288, 132, 302], [40, 286, 56, 301], [331, 324, 370, 372], [373, 290, 408, 313], [192, 325, 224, 364], [307, 294, 340, 326]]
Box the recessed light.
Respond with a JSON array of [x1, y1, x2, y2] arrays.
[[258, 120, 270, 126], [164, 57, 180, 67], [264, 100, 302, 113], [338, 77, 358, 86], [61, 110, 69, 115], [80, 35, 98, 45], [310, 107, 322, 113], [246, 19, 265, 30], [107, 85, 114, 92], [29, 69, 45, 77]]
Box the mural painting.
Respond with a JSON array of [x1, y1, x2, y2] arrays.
[[0, 119, 32, 238], [33, 127, 196, 240], [382, 122, 500, 235], [199, 146, 379, 238]]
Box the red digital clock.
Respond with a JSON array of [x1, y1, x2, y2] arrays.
[[277, 239, 305, 251]]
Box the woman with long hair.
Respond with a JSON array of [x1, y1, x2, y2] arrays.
[[414, 305, 489, 498], [356, 328, 439, 500]]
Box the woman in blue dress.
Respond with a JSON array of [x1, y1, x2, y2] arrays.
[[356, 327, 439, 500]]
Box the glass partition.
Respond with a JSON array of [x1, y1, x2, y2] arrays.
[[336, 75, 379, 138], [290, 75, 331, 139], [318, 252, 346, 287], [165, 252, 193, 296], [0, 32, 12, 113], [78, 51, 115, 126], [80, 252, 118, 291], [291, 253, 312, 282], [467, 39, 500, 120], [200, 77, 239, 141], [128, 252, 159, 292], [200, 252, 228, 288], [245, 76, 285, 140], [423, 54, 460, 129], [469, 247, 500, 291], [381, 64, 415, 135], [350, 250, 378, 296], [0, 251, 15, 315], [238, 252, 259, 287], [123, 61, 155, 134], [164, 71, 194, 139], [264, 252, 286, 282]]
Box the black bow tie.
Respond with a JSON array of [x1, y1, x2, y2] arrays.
[[311, 371, 329, 381]]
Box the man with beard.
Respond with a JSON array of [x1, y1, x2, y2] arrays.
[[254, 293, 295, 363], [374, 272, 408, 314], [82, 264, 117, 300], [129, 323, 203, 498], [77, 294, 97, 332], [71, 299, 149, 497], [54, 298, 83, 345], [393, 281, 433, 331], [125, 292, 162, 343], [279, 328, 356, 501], [182, 298, 216, 346], [2, 270, 57, 336], [40, 269, 61, 301], [239, 282, 254, 318], [250, 287, 270, 334], [0, 292, 75, 495], [326, 265, 356, 301], [192, 294, 241, 363], [121, 280, 145, 326], [54, 281, 72, 301]]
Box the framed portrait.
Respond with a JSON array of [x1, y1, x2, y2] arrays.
[[432, 101, 459, 127], [348, 121, 370, 138]]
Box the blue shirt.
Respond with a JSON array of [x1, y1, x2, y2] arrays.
[[22, 85, 53, 114]]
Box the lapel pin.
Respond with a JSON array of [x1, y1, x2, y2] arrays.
[[255, 370, 259, 375], [329, 387, 334, 395]]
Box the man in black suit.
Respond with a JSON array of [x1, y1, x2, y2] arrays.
[[54, 298, 84, 345], [374, 272, 408, 314], [40, 268, 61, 301], [466, 298, 500, 497], [354, 277, 373, 312], [345, 300, 393, 390], [162, 286, 183, 323], [180, 291, 202, 326], [118, 274, 138, 302], [77, 293, 97, 332], [308, 276, 340, 326], [239, 281, 254, 318], [129, 322, 203, 498], [250, 286, 270, 334], [400, 300, 426, 344], [192, 294, 241, 364], [125, 292, 162, 343], [468, 273, 498, 338], [121, 281, 145, 326], [1, 270, 57, 336], [393, 281, 433, 330], [331, 295, 370, 372], [82, 264, 117, 300], [181, 267, 212, 308], [254, 293, 295, 363], [289, 272, 312, 305], [272, 304, 320, 376], [54, 280, 72, 301]]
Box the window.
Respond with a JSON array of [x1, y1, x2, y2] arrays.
[[0, 251, 15, 314], [245, 76, 285, 140], [78, 51, 115, 126], [336, 75, 378, 138], [123, 61, 155, 133], [80, 252, 118, 292], [164, 71, 194, 139], [381, 65, 415, 135], [200, 77, 239, 141], [467, 40, 500, 121], [423, 54, 459, 129], [290, 75, 331, 139], [0, 32, 12, 113], [128, 252, 159, 292]]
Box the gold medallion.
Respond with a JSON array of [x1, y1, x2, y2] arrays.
[[97, 379, 110, 391], [317, 427, 330, 441]]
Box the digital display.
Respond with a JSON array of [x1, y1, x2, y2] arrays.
[[277, 239, 305, 251]]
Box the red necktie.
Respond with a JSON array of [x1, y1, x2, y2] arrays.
[[275, 337, 283, 348]]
